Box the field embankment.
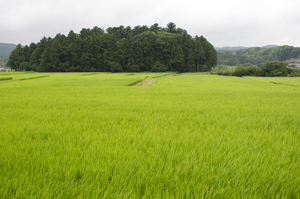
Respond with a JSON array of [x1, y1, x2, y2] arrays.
[[0, 77, 12, 81], [133, 74, 173, 86]]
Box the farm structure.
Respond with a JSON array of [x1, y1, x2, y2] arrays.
[[287, 63, 300, 67]]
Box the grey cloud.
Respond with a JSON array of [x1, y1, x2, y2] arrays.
[[1, 0, 300, 47]]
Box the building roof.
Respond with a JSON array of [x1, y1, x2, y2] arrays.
[[287, 63, 300, 67]]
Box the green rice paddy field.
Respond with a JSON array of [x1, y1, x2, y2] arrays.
[[0, 72, 300, 198]]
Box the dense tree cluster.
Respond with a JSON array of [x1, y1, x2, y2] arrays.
[[217, 46, 300, 67], [8, 23, 216, 72], [217, 61, 300, 77]]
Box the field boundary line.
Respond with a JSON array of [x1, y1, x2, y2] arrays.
[[20, 75, 50, 81], [0, 77, 12, 81], [269, 81, 299, 87]]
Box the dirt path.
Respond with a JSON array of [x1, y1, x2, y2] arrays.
[[133, 74, 175, 86], [133, 77, 158, 86]]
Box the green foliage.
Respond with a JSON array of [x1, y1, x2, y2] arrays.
[[7, 44, 25, 70], [126, 64, 140, 72], [217, 51, 237, 66], [217, 45, 300, 67], [8, 23, 217, 73], [246, 65, 261, 76], [20, 62, 31, 71], [1, 72, 300, 198], [260, 61, 289, 77], [39, 40, 62, 72], [150, 61, 168, 72], [217, 61, 300, 77], [211, 65, 237, 72], [288, 68, 300, 77], [232, 66, 247, 77], [108, 61, 122, 72], [166, 22, 177, 33], [0, 43, 16, 57]]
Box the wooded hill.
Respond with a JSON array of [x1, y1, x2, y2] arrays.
[[215, 45, 278, 51], [217, 45, 300, 66], [0, 43, 16, 58], [7, 23, 217, 72]]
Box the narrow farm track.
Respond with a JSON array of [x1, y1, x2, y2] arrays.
[[133, 77, 159, 86], [134, 74, 174, 86]]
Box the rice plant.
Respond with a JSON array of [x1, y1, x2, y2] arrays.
[[0, 72, 299, 198]]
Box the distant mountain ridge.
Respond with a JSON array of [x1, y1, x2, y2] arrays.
[[215, 45, 278, 51], [215, 46, 249, 50], [217, 45, 300, 66], [0, 43, 16, 57]]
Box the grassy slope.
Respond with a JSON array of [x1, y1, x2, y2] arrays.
[[0, 72, 299, 198]]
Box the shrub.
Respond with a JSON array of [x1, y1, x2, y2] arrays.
[[218, 61, 298, 77], [246, 66, 262, 76], [260, 61, 288, 77], [288, 68, 300, 77], [216, 70, 233, 76], [233, 66, 247, 77]]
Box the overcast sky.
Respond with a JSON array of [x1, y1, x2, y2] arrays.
[[1, 0, 300, 47]]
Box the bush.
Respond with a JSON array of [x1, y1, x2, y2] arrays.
[[260, 61, 288, 77], [218, 61, 296, 77], [233, 66, 247, 77], [288, 68, 300, 77], [246, 66, 262, 76], [216, 70, 234, 76]]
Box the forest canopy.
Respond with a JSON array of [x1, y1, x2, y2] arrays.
[[217, 45, 300, 67], [8, 22, 217, 72]]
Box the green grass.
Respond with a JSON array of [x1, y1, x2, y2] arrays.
[[0, 72, 299, 198]]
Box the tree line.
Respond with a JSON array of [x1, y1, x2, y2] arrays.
[[8, 22, 217, 72], [216, 61, 300, 77], [217, 46, 300, 67]]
